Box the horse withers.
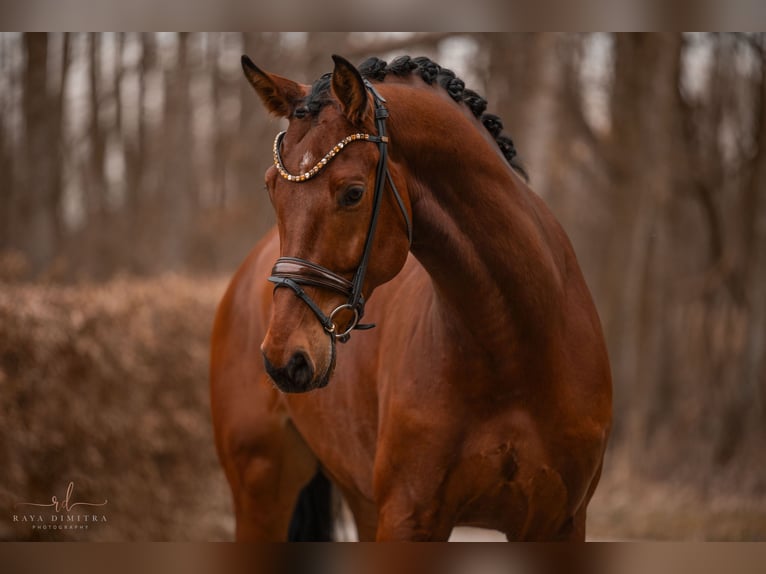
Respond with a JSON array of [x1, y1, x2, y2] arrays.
[[210, 54, 612, 541]]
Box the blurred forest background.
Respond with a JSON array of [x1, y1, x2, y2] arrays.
[[1, 32, 765, 540]]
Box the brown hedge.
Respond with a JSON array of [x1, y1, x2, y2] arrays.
[[0, 275, 233, 541]]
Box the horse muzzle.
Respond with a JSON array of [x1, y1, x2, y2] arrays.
[[261, 338, 335, 393]]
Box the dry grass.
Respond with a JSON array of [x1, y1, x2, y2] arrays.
[[588, 452, 766, 541]]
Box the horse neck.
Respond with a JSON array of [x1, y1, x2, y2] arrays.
[[387, 86, 565, 347]]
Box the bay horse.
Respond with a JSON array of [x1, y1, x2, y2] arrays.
[[210, 54, 612, 541]]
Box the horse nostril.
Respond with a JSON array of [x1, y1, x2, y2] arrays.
[[286, 351, 314, 387], [263, 353, 278, 379]]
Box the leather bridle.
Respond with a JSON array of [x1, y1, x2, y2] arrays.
[[268, 80, 412, 344]]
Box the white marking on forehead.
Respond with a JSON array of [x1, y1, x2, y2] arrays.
[[299, 151, 315, 172]]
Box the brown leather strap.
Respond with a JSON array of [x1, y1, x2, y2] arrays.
[[271, 257, 353, 297]]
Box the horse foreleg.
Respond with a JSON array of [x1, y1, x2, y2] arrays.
[[372, 448, 456, 541], [216, 403, 318, 541], [549, 457, 604, 542], [373, 485, 457, 541]]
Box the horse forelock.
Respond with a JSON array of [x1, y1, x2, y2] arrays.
[[295, 55, 529, 182]]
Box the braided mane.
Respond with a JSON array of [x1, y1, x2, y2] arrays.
[[298, 55, 529, 182]]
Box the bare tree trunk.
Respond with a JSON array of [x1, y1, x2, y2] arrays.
[[0, 37, 15, 251], [236, 32, 262, 205], [209, 34, 228, 208], [50, 33, 71, 245], [87, 33, 107, 220], [19, 33, 57, 274], [544, 34, 606, 218], [159, 32, 197, 269], [113, 33, 125, 135], [605, 34, 685, 458], [484, 33, 550, 176], [0, 119, 11, 252], [743, 44, 766, 424], [125, 33, 153, 220]]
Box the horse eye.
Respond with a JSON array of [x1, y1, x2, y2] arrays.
[[340, 186, 365, 207]]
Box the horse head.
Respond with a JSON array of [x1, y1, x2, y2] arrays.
[[242, 55, 412, 393]]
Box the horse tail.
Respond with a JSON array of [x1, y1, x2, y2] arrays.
[[287, 470, 334, 541]]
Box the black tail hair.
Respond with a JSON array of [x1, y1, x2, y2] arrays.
[[287, 470, 334, 541]]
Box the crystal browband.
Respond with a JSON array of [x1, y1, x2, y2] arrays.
[[272, 130, 389, 183]]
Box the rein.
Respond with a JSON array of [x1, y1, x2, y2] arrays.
[[268, 80, 411, 344]]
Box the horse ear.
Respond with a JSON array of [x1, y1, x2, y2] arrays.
[[241, 55, 304, 118], [331, 55, 368, 125]]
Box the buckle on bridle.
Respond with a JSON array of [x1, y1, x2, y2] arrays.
[[326, 303, 360, 339]]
